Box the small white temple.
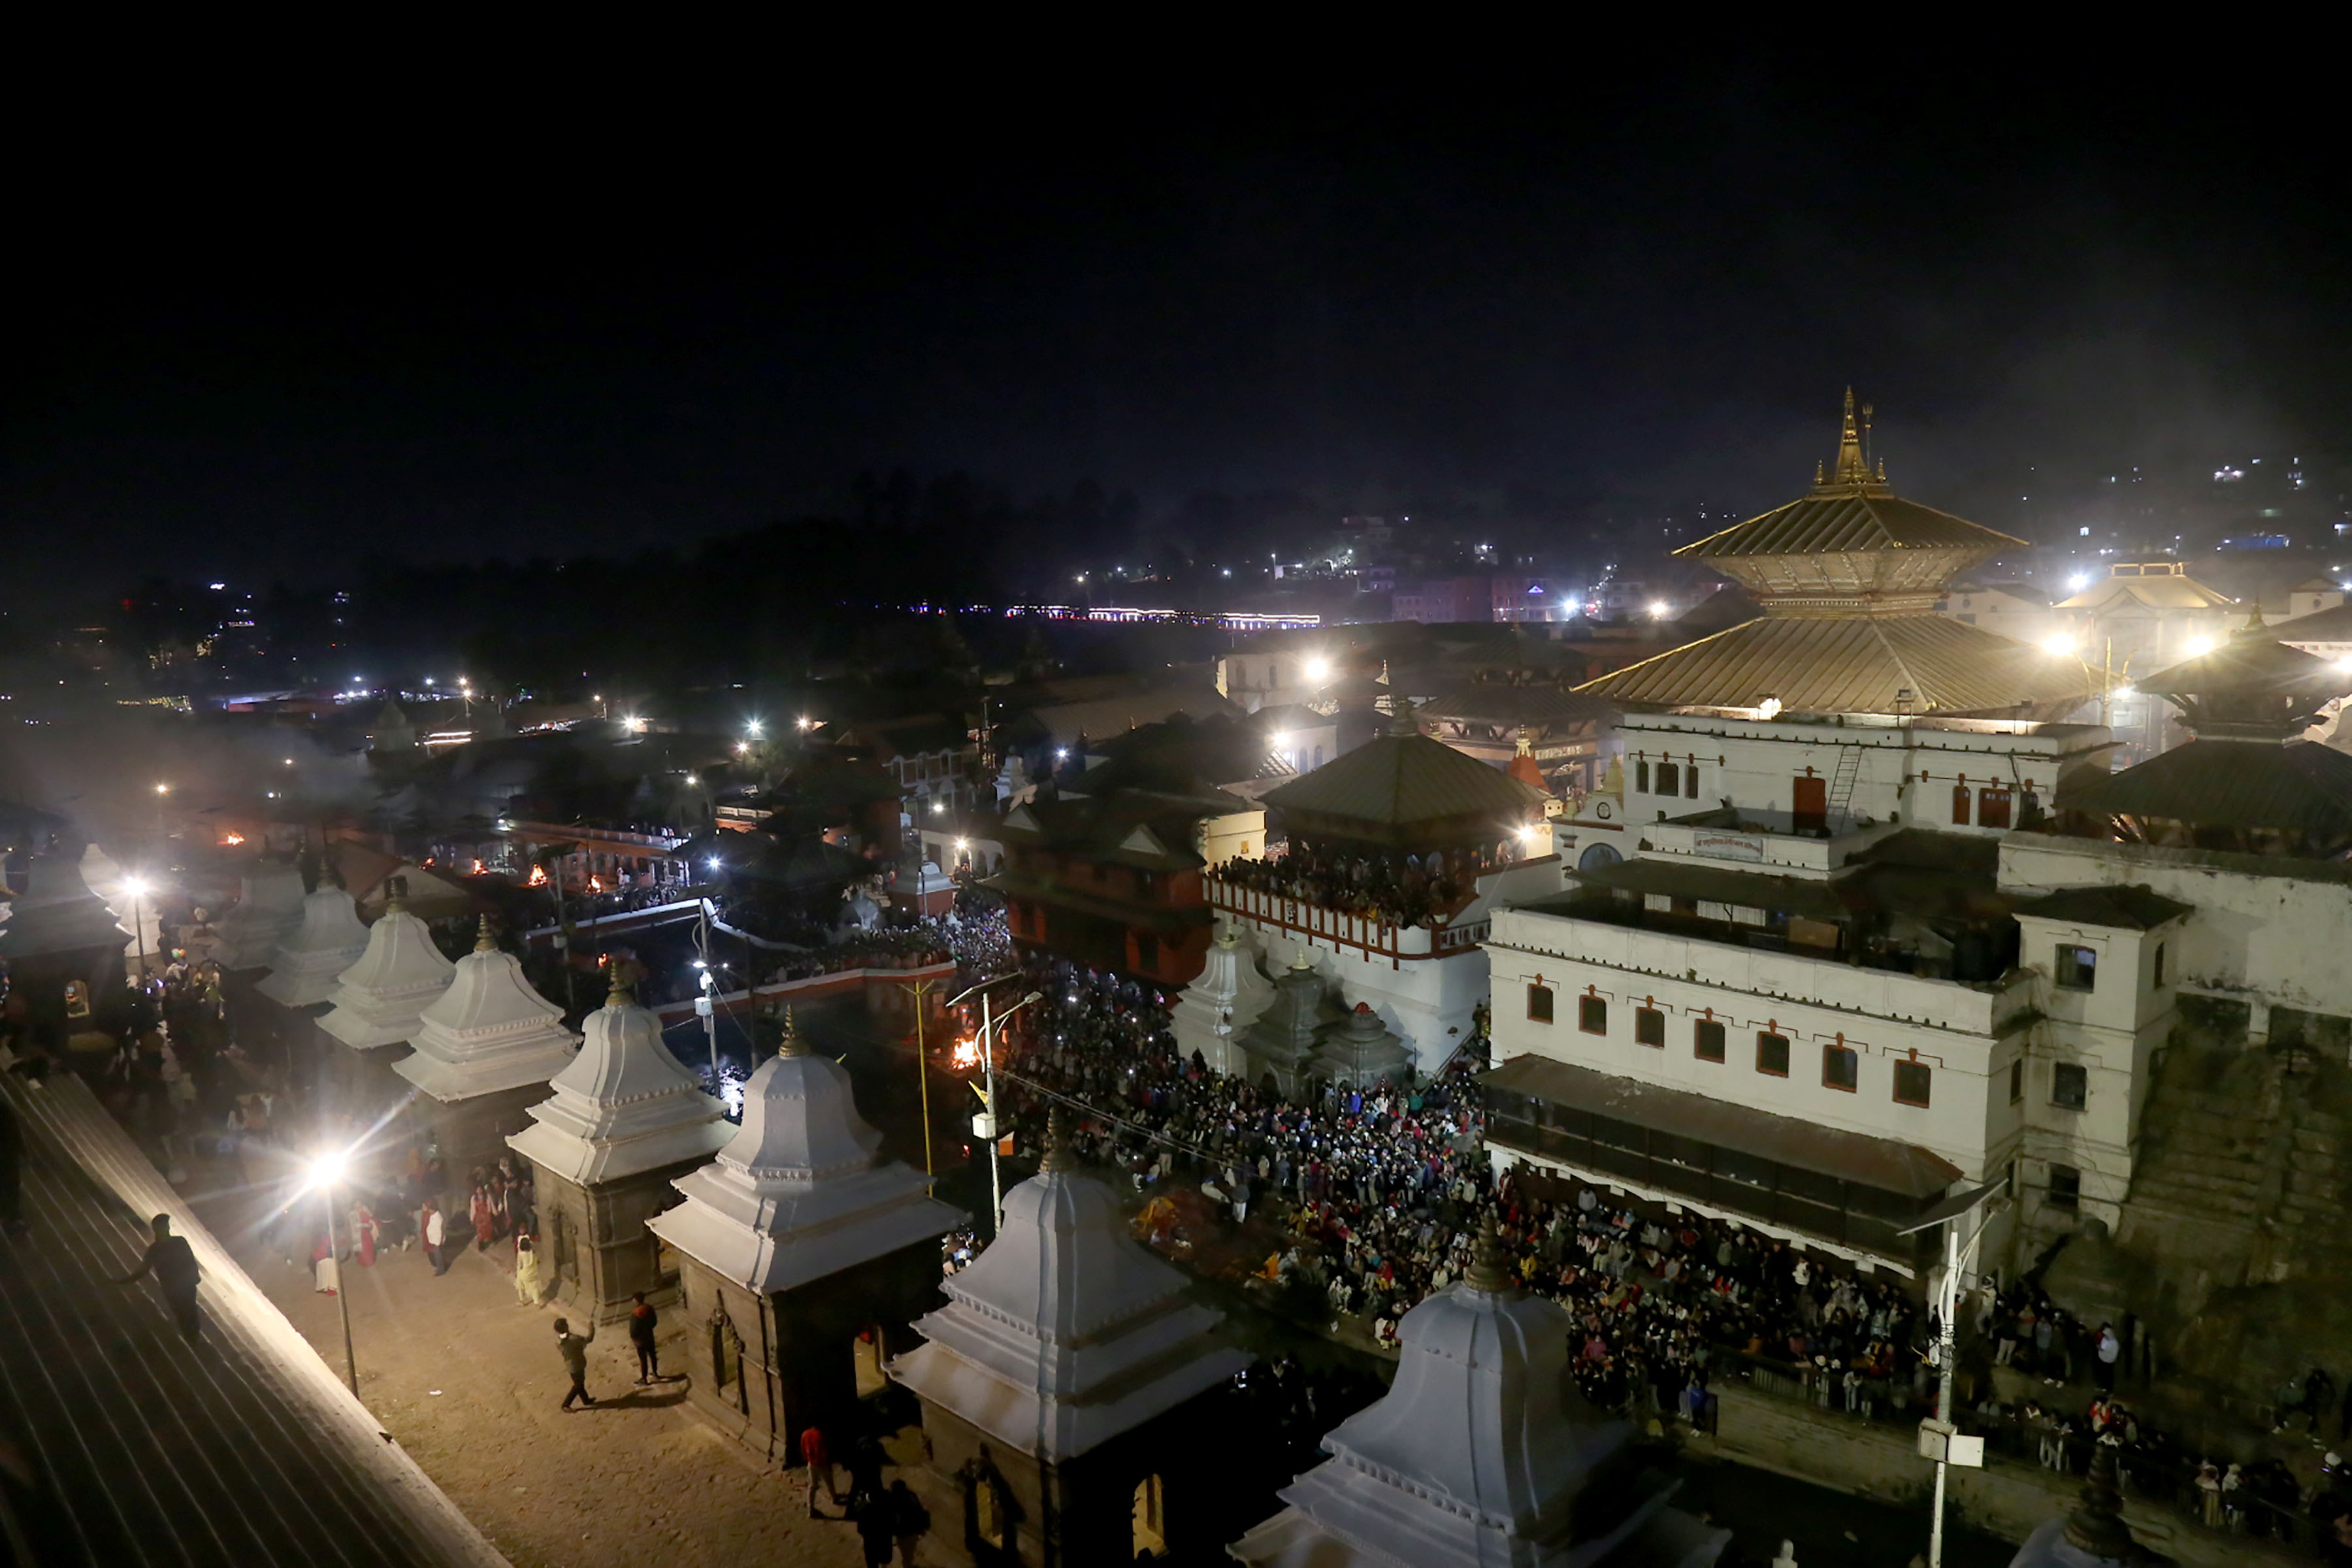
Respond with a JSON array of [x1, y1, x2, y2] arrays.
[[1231, 1222, 1727, 1568], [78, 842, 161, 966], [319, 900, 457, 1051], [394, 918, 577, 1175], [254, 884, 372, 1008], [1170, 924, 1276, 1075], [890, 1111, 1248, 1563], [208, 860, 308, 970], [508, 972, 731, 1318], [395, 918, 578, 1102], [650, 1009, 962, 1452]]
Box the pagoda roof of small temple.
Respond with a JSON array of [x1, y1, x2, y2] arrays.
[[254, 885, 372, 1008], [392, 919, 577, 1103], [508, 977, 729, 1186], [1581, 393, 2106, 719], [207, 860, 308, 969], [1232, 1224, 1726, 1568], [0, 843, 131, 960], [646, 1011, 960, 1294], [319, 903, 457, 1051], [1260, 733, 1548, 849], [888, 1114, 1247, 1463]]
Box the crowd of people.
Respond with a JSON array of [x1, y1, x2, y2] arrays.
[[977, 953, 2352, 1553], [1211, 841, 1515, 930]]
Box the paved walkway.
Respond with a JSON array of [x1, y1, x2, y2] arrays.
[[202, 1192, 878, 1568]]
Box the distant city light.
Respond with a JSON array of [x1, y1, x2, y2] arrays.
[[207, 582, 225, 590]]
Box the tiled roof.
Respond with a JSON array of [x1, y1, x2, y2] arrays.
[[1576, 613, 2105, 715], [1681, 490, 2023, 561], [2014, 885, 2193, 930], [2138, 634, 2352, 701], [0, 1073, 509, 1568], [1260, 735, 1548, 834], [2275, 601, 2352, 644], [2065, 739, 2352, 840]]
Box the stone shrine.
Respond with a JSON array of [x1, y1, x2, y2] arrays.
[[318, 896, 455, 1107], [506, 973, 730, 1320], [1230, 1222, 1727, 1567], [890, 1113, 1249, 1566], [393, 918, 578, 1179], [648, 1011, 961, 1459]]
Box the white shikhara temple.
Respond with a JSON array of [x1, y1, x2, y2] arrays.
[[648, 1011, 961, 1452], [319, 902, 456, 1051], [393, 919, 578, 1104], [1231, 1225, 1727, 1568], [507, 975, 731, 1318], [208, 860, 306, 970], [253, 884, 371, 1009], [509, 975, 729, 1188]]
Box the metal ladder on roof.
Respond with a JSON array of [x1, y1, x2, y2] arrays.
[[1823, 744, 1863, 830]]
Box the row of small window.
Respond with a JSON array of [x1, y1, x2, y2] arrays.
[[1527, 985, 1932, 1105], [1633, 759, 1701, 799]]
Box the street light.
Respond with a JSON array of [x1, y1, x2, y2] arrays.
[[306, 1147, 361, 1396], [947, 975, 1045, 1231], [121, 875, 150, 979], [1901, 1179, 2004, 1568], [744, 719, 764, 738]]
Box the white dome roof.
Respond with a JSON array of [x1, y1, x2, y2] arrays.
[[254, 887, 371, 1008], [647, 1011, 962, 1296], [508, 979, 729, 1186], [393, 919, 576, 1103], [208, 862, 308, 969], [1232, 1228, 1728, 1568], [887, 1120, 1247, 1462], [319, 906, 456, 1050]]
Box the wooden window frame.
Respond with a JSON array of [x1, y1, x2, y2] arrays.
[[1578, 994, 1608, 1036], [1756, 1031, 1789, 1077], [1635, 1005, 1665, 1047], [1693, 1018, 1726, 1062], [1893, 1058, 1932, 1107], [1822, 1041, 1859, 1093]]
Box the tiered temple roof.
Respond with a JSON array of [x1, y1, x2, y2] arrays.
[[646, 1011, 960, 1293], [392, 919, 577, 1103], [889, 1115, 1247, 1462], [1580, 393, 2105, 718], [254, 885, 371, 1008], [1232, 1224, 1726, 1567], [507, 976, 730, 1186], [208, 860, 308, 970], [1260, 733, 1548, 850], [319, 902, 457, 1050]]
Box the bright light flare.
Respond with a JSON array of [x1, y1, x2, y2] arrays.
[[2040, 632, 2080, 657], [121, 876, 150, 898], [2185, 636, 2217, 658], [1647, 600, 1671, 619], [308, 1149, 350, 1189], [950, 1037, 982, 1071], [744, 719, 764, 737], [1303, 657, 1332, 682]]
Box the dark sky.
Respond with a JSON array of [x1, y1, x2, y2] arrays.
[[7, 57, 2345, 600]]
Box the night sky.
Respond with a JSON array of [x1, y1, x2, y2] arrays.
[[8, 59, 2345, 599]]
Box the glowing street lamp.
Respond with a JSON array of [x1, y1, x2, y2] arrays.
[[947, 975, 1045, 1231], [121, 875, 151, 979], [744, 719, 764, 738], [306, 1147, 361, 1395]]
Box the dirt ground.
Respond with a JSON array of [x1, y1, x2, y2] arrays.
[[215, 1207, 886, 1568]]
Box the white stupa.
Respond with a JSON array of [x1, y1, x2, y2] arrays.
[[889, 1112, 1249, 1462], [647, 1009, 962, 1292], [507, 974, 730, 1186], [1230, 1224, 1728, 1568], [1171, 923, 1277, 1076], [254, 883, 372, 1007], [209, 860, 308, 970], [318, 899, 457, 1050], [393, 917, 578, 1102]]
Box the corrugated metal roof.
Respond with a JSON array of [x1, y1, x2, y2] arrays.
[[1576, 613, 2105, 715], [1482, 1053, 1963, 1199], [2051, 576, 2236, 612], [2138, 634, 2352, 701], [2276, 602, 2352, 645], [2065, 738, 2352, 839], [1260, 734, 1548, 833], [0, 1074, 510, 1568], [1679, 491, 2025, 561]]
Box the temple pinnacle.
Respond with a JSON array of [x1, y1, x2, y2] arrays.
[[1038, 1105, 1077, 1173], [474, 913, 498, 953], [778, 1005, 807, 1056], [1463, 1215, 1517, 1294]]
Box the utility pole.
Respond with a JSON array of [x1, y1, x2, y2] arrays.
[[898, 975, 942, 1193], [947, 974, 1044, 1233], [1901, 1181, 2000, 1568]]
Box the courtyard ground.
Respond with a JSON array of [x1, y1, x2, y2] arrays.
[[211, 1206, 882, 1568]]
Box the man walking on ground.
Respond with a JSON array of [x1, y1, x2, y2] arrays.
[[555, 1318, 596, 1409], [629, 1292, 659, 1384], [2095, 1322, 2121, 1393], [117, 1213, 203, 1339], [801, 1423, 835, 1518], [423, 1200, 449, 1276]]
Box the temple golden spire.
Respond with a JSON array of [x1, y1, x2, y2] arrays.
[[778, 1005, 807, 1056], [1039, 1105, 1076, 1173], [1831, 387, 1872, 485], [606, 960, 635, 1006], [474, 913, 498, 953], [2242, 598, 2268, 633]]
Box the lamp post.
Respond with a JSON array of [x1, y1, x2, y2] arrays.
[[896, 974, 947, 1194], [947, 974, 1043, 1232], [1900, 1179, 2003, 1568], [121, 875, 150, 981], [309, 1148, 360, 1396]]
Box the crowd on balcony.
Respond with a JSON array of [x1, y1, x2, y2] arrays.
[[1211, 841, 1514, 929]]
